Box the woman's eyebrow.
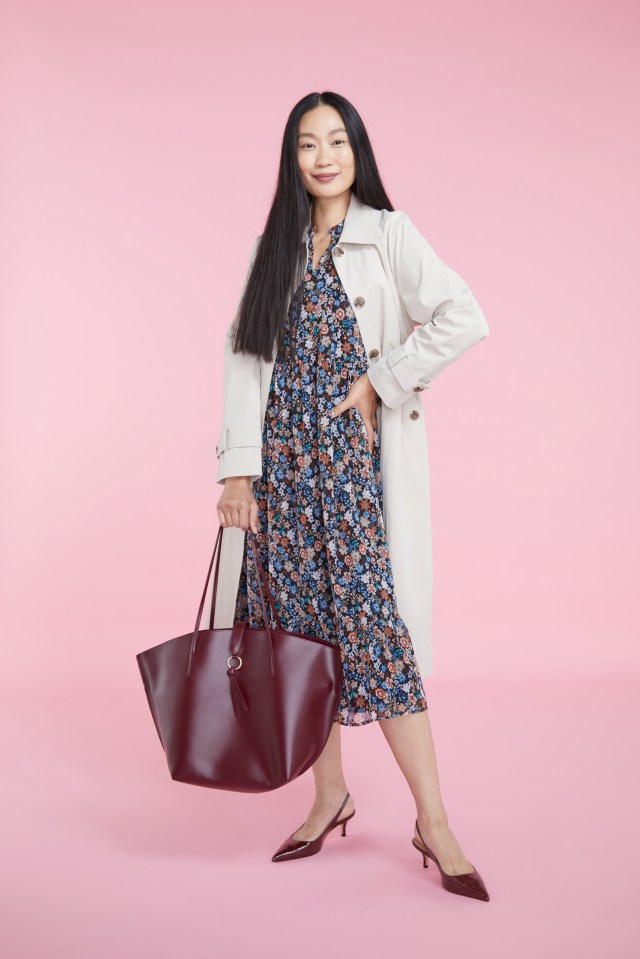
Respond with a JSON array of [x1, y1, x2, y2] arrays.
[[298, 127, 347, 139]]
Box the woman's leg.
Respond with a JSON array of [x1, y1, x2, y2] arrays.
[[378, 709, 476, 875], [290, 720, 356, 841]]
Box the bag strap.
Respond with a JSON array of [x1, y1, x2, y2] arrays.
[[247, 531, 283, 631], [186, 525, 281, 677]]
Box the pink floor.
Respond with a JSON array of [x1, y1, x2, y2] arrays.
[[2, 673, 637, 958]]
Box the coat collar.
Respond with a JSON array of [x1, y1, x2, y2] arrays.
[[301, 190, 380, 245]]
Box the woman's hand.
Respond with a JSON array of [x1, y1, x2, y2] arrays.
[[217, 477, 259, 534], [330, 373, 380, 454]]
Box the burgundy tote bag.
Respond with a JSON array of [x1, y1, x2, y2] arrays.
[[136, 525, 343, 793]]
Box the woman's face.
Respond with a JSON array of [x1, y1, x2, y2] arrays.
[[297, 104, 356, 200]]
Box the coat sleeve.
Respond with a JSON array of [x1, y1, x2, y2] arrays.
[[215, 235, 263, 485], [366, 211, 490, 409]]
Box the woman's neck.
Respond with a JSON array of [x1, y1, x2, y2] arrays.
[[310, 189, 351, 238]]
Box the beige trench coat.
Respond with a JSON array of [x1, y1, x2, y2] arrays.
[[207, 191, 489, 678]]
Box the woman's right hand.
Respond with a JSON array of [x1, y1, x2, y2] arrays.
[[217, 477, 259, 534]]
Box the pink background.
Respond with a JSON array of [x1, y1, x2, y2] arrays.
[[1, 0, 638, 956]]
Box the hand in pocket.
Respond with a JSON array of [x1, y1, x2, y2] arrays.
[[330, 373, 379, 454]]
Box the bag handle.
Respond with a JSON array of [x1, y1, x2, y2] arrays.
[[186, 525, 281, 677], [246, 531, 283, 631]]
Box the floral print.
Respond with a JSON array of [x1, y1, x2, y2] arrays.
[[234, 216, 428, 725]]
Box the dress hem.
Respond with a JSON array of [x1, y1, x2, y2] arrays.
[[334, 702, 428, 728]]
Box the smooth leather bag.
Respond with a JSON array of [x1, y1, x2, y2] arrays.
[[136, 525, 343, 793]]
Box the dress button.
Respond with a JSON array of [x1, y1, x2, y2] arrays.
[[368, 348, 379, 359], [354, 296, 365, 308], [409, 410, 420, 420], [413, 385, 424, 392], [333, 245, 344, 256]]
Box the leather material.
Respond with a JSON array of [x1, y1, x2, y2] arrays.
[[272, 792, 355, 862], [136, 526, 343, 793], [412, 819, 490, 901]]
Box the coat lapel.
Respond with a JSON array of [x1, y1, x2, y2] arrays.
[[300, 190, 380, 245]]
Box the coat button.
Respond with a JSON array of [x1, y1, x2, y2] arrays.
[[354, 296, 365, 308], [333, 245, 344, 256], [413, 385, 424, 392], [368, 348, 379, 359], [409, 410, 420, 420]]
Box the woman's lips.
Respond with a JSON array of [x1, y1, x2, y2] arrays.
[[313, 173, 338, 182]]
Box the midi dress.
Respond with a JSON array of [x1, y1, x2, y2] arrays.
[[233, 216, 428, 726]]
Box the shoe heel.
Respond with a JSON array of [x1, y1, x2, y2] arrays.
[[337, 809, 356, 837], [412, 822, 489, 901], [271, 793, 354, 863], [412, 837, 429, 868]]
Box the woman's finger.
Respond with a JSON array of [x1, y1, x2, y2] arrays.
[[235, 499, 250, 531], [249, 498, 259, 534], [331, 396, 350, 418], [361, 418, 375, 454]]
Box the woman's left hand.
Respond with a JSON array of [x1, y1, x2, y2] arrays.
[[330, 373, 380, 454]]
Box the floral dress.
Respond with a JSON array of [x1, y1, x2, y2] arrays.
[[234, 216, 428, 726]]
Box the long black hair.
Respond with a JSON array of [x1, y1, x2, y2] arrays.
[[230, 91, 395, 362]]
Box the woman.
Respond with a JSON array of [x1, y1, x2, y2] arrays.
[[214, 92, 490, 902]]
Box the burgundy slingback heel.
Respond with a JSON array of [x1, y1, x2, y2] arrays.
[[271, 792, 355, 862], [412, 819, 490, 901]]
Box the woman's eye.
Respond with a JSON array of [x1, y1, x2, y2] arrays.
[[300, 140, 347, 149]]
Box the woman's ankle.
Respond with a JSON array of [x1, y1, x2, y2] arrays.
[[314, 784, 350, 805], [417, 805, 448, 830]]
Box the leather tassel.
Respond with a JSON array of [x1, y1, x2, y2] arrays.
[[227, 667, 249, 717]]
